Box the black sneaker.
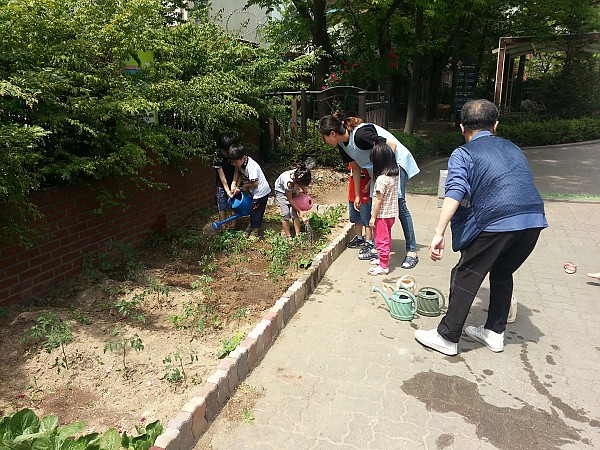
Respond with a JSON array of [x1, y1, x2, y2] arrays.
[[359, 241, 375, 254], [346, 236, 365, 249]]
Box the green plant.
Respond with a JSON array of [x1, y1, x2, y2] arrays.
[[162, 349, 186, 384], [147, 276, 170, 302], [161, 350, 197, 385], [68, 307, 92, 325], [216, 332, 244, 359], [112, 293, 146, 322], [168, 301, 195, 330], [242, 409, 255, 423], [104, 326, 145, 375], [80, 251, 112, 283], [0, 408, 162, 450], [169, 299, 220, 334], [22, 312, 73, 373], [191, 275, 214, 298], [106, 241, 145, 281], [265, 229, 293, 278], [233, 306, 249, 328], [305, 205, 345, 236]]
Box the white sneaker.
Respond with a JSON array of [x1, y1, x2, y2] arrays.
[[507, 297, 517, 323], [464, 325, 504, 352], [414, 329, 458, 356]]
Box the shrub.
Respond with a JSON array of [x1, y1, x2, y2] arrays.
[[498, 117, 600, 147], [0, 2, 315, 246], [0, 408, 162, 450]]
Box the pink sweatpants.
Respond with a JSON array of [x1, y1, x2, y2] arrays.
[[373, 217, 395, 269]]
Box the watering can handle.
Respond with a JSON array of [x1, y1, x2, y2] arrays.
[[405, 289, 418, 314], [383, 282, 396, 292], [421, 287, 446, 309]]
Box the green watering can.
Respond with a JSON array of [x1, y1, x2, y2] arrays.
[[372, 285, 417, 321], [416, 287, 446, 317]]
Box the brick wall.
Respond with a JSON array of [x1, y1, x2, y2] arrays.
[[0, 159, 215, 305]]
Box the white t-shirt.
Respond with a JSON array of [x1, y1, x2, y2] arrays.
[[238, 156, 271, 199], [274, 170, 299, 200]]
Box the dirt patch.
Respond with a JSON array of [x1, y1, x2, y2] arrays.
[[0, 166, 348, 436]]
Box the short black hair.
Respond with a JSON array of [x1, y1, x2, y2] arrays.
[[461, 99, 498, 132], [293, 164, 312, 186], [218, 132, 237, 150], [228, 143, 246, 160]]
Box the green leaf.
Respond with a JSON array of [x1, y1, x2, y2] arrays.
[[9, 409, 40, 436], [97, 428, 121, 450], [30, 434, 54, 450], [39, 416, 59, 435], [56, 421, 86, 443]]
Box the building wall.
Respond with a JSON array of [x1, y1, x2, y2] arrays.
[[0, 160, 214, 306], [209, 0, 274, 46]]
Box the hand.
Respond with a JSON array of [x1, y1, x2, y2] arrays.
[[369, 218, 375, 228], [429, 234, 445, 261], [354, 196, 361, 211]]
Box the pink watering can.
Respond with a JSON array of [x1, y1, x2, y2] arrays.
[[294, 194, 313, 211], [212, 192, 253, 230]]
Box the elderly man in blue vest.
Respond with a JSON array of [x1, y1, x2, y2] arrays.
[[415, 99, 548, 356]]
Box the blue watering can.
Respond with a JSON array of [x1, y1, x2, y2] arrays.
[[211, 192, 253, 230]]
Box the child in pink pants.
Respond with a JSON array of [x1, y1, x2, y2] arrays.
[[367, 138, 399, 276]]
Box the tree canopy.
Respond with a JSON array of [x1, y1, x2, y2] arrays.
[[255, 0, 599, 130], [0, 0, 314, 244]]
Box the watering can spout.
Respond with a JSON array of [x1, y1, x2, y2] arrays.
[[371, 286, 392, 309]]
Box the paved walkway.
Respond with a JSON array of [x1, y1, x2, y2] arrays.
[[195, 141, 600, 449]]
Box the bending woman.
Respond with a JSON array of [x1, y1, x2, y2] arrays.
[[319, 115, 420, 269]]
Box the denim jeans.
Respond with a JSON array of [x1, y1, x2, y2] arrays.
[[398, 168, 417, 252]]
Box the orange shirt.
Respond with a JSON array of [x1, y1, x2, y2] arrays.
[[348, 163, 371, 204]]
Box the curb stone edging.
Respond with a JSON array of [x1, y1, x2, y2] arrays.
[[151, 221, 354, 450]]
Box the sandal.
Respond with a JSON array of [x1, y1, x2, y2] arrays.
[[369, 258, 381, 266], [367, 266, 389, 276], [401, 255, 419, 269]]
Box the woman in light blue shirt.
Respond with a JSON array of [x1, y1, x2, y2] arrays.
[[319, 115, 420, 269]]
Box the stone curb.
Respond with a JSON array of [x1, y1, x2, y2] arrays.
[[151, 221, 354, 450]]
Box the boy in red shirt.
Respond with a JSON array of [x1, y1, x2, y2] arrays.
[[346, 163, 374, 251]]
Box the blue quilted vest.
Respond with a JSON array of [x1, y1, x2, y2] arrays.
[[450, 135, 545, 251]]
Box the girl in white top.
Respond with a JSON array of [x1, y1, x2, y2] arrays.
[[274, 165, 312, 238], [367, 138, 399, 276]]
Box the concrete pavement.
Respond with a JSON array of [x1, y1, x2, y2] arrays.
[[195, 141, 600, 449]]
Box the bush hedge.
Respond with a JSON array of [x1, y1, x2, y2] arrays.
[[392, 116, 600, 162]]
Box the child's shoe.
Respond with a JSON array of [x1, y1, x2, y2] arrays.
[[358, 248, 378, 260], [359, 241, 375, 253], [346, 235, 365, 248], [367, 265, 389, 276]]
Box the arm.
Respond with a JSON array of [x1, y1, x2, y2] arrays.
[[241, 180, 259, 192], [350, 160, 362, 211], [386, 139, 397, 152], [216, 168, 232, 196], [231, 170, 241, 196], [286, 190, 303, 217], [369, 191, 383, 227], [429, 196, 460, 261]]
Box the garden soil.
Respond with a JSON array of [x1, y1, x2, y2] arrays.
[[0, 166, 349, 436]]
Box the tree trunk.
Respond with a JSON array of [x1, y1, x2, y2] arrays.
[[312, 0, 332, 90], [404, 6, 423, 135]]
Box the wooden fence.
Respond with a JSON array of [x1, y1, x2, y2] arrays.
[[264, 86, 389, 147]]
